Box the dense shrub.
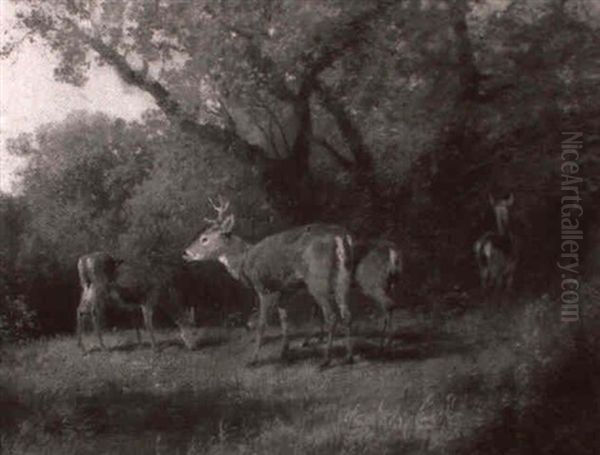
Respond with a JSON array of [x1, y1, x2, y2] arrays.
[[0, 294, 39, 344]]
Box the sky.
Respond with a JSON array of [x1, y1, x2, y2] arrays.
[[0, 2, 154, 193]]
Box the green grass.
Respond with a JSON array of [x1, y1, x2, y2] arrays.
[[1, 292, 599, 454]]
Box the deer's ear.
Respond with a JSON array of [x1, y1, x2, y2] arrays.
[[488, 193, 495, 206], [221, 214, 235, 234]]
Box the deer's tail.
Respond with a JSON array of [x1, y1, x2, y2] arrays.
[[333, 234, 353, 313]]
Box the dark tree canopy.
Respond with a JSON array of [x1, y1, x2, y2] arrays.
[[8, 0, 597, 226]]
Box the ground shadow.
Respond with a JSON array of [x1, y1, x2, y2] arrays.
[[193, 333, 230, 350], [1, 381, 315, 454], [246, 328, 471, 367], [107, 341, 155, 352], [450, 344, 600, 455], [90, 333, 231, 353]]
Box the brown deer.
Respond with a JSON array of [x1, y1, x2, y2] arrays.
[[301, 239, 403, 351], [355, 240, 403, 348], [183, 197, 354, 367], [76, 252, 196, 352], [473, 193, 518, 296]]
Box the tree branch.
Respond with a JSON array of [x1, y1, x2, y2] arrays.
[[315, 82, 371, 170], [221, 22, 296, 102], [59, 17, 260, 156], [0, 30, 36, 58], [312, 136, 354, 170], [298, 0, 397, 97], [255, 99, 292, 156]]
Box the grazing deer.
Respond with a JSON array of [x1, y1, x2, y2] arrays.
[[76, 252, 196, 352], [302, 240, 403, 350], [355, 240, 403, 348], [183, 197, 354, 367], [473, 193, 518, 296]]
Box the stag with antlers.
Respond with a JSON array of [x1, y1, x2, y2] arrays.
[[474, 193, 518, 297], [183, 196, 354, 367]]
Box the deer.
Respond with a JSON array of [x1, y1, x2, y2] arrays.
[[473, 193, 518, 298], [183, 196, 354, 368], [354, 240, 403, 348], [76, 252, 196, 353], [300, 239, 403, 351]]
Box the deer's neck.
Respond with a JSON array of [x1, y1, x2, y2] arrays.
[[495, 215, 511, 237], [217, 239, 252, 281]]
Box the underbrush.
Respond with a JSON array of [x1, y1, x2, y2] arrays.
[[1, 290, 598, 454], [0, 295, 40, 345]]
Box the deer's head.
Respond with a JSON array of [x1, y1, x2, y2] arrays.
[[183, 196, 236, 262], [178, 312, 197, 350]]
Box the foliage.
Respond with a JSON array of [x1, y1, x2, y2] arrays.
[[1, 0, 600, 336], [4, 0, 598, 232], [0, 294, 39, 344], [8, 112, 154, 270], [3, 111, 265, 332]]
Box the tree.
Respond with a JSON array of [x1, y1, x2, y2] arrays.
[[8, 112, 154, 267], [4, 0, 465, 224], [4, 0, 600, 293], [4, 113, 156, 332]]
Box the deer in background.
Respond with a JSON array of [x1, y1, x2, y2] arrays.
[[301, 239, 403, 351], [183, 196, 354, 367], [473, 193, 518, 297], [77, 252, 196, 352]]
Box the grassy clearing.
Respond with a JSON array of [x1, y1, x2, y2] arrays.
[[1, 292, 599, 454]]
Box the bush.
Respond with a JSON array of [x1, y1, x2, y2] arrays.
[[0, 294, 40, 344]]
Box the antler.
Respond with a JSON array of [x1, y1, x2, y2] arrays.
[[204, 195, 230, 225]]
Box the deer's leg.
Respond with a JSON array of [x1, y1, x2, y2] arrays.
[[505, 261, 516, 297], [309, 291, 339, 368], [339, 301, 353, 364], [133, 311, 142, 345], [77, 285, 93, 352], [277, 307, 290, 360], [77, 309, 87, 352], [380, 313, 389, 347], [334, 277, 353, 365], [316, 308, 325, 344], [92, 307, 106, 351], [374, 290, 395, 351], [249, 293, 276, 365], [301, 304, 314, 347], [142, 305, 157, 351], [302, 304, 323, 347], [319, 302, 338, 368], [480, 268, 488, 290]]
